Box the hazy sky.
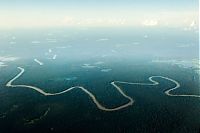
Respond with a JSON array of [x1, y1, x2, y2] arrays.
[[0, 0, 198, 28]]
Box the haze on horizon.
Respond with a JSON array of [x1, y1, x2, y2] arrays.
[[0, 0, 198, 29]]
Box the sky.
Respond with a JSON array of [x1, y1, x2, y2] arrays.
[[0, 0, 199, 28]]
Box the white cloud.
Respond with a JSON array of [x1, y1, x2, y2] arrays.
[[190, 20, 195, 27], [82, 64, 97, 69], [96, 38, 109, 41], [177, 44, 193, 48], [0, 62, 7, 67], [101, 69, 112, 72], [62, 16, 74, 25], [46, 38, 57, 43], [0, 56, 19, 62], [0, 9, 198, 28], [144, 35, 148, 38], [183, 20, 198, 31], [9, 41, 16, 44], [31, 41, 41, 44], [142, 19, 158, 26], [152, 59, 200, 72], [0, 56, 18, 67]]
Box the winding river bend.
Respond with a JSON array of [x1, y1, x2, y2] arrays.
[[6, 67, 200, 112]]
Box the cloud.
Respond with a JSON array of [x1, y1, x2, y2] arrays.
[[152, 59, 200, 71], [31, 41, 41, 44], [183, 20, 198, 31], [177, 44, 193, 48], [0, 9, 197, 28], [96, 38, 109, 41], [101, 69, 112, 72], [9, 41, 16, 44], [0, 62, 7, 67], [190, 20, 195, 27], [82, 64, 97, 69], [0, 56, 19, 62], [62, 16, 74, 25], [142, 19, 158, 26], [62, 17, 127, 26], [0, 56, 19, 67]]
